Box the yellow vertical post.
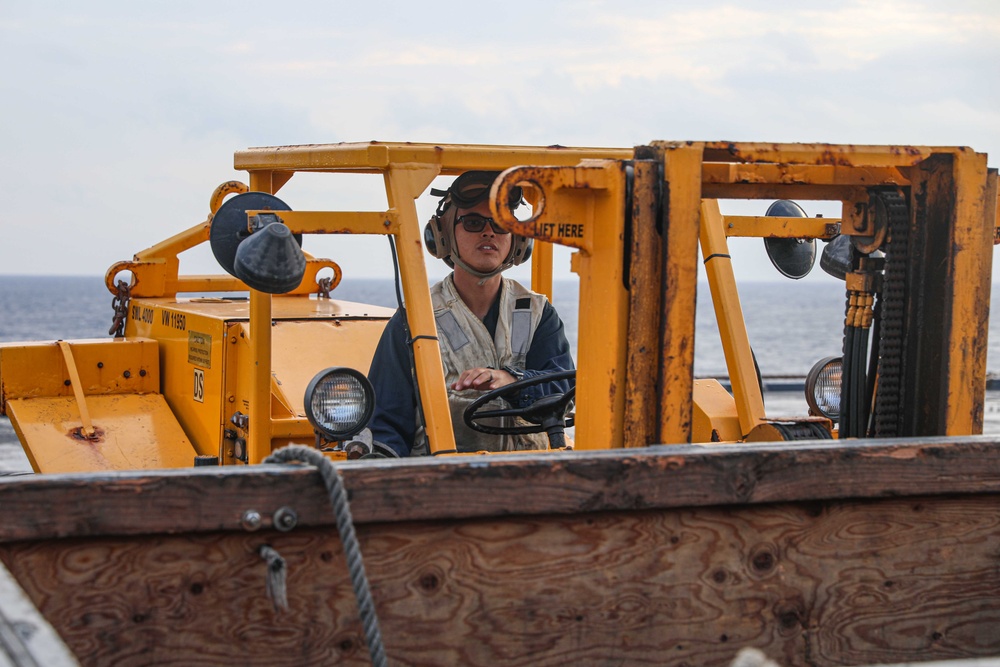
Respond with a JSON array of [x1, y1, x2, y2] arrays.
[[531, 241, 554, 303], [494, 162, 629, 450], [655, 142, 703, 445], [246, 170, 274, 464], [938, 151, 993, 434], [623, 159, 663, 447], [699, 199, 766, 436], [383, 164, 457, 454], [571, 164, 629, 450]]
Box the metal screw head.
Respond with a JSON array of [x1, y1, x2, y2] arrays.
[[241, 510, 262, 531], [273, 507, 298, 532]]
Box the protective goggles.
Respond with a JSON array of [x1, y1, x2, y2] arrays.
[[455, 214, 510, 235], [447, 171, 523, 210]]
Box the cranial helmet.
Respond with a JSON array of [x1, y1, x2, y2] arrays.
[[423, 170, 533, 280]]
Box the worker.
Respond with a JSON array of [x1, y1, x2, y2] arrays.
[[367, 170, 575, 456]]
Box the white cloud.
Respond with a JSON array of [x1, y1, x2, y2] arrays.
[[554, 2, 1000, 89], [0, 0, 997, 279]]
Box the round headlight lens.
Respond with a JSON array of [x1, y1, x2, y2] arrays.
[[805, 356, 842, 421], [304, 367, 375, 440]]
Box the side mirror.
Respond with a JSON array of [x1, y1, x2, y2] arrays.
[[763, 200, 816, 280]]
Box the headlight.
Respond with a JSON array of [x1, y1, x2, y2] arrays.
[[805, 356, 841, 421], [304, 367, 375, 440]]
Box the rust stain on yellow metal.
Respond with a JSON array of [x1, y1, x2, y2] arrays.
[[703, 163, 907, 187], [7, 394, 197, 473], [936, 150, 992, 435], [209, 180, 248, 214], [700, 142, 948, 167], [655, 143, 703, 445], [703, 182, 867, 202], [993, 174, 1000, 245], [492, 164, 610, 251], [623, 159, 665, 448]]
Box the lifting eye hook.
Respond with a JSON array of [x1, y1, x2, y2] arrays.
[[209, 181, 249, 216]]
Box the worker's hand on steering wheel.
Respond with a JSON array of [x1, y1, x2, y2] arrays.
[[451, 367, 515, 391], [463, 369, 576, 439]]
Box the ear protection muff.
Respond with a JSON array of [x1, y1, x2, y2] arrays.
[[423, 219, 442, 258], [511, 236, 533, 265], [424, 198, 456, 261]]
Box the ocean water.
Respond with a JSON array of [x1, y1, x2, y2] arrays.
[[4, 275, 1000, 467], [2, 275, 1000, 379]]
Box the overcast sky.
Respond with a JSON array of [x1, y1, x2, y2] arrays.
[[1, 0, 998, 285]]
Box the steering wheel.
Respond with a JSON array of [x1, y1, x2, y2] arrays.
[[463, 370, 576, 449]]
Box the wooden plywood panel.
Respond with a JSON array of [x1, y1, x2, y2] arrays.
[[2, 532, 361, 667], [3, 494, 999, 666]]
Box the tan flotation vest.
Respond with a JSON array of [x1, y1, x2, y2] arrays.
[[415, 275, 549, 454]]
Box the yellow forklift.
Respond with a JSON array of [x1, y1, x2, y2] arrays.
[[0, 141, 998, 666], [3, 141, 992, 472]]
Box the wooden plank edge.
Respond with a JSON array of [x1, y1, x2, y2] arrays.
[[1, 435, 999, 543]]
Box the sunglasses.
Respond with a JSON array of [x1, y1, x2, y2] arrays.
[[455, 214, 510, 235]]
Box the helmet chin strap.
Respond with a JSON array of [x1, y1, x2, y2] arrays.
[[450, 252, 512, 284]]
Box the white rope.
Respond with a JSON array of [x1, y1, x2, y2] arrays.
[[265, 445, 387, 667]]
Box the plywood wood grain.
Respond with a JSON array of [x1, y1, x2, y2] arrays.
[[3, 493, 999, 666]]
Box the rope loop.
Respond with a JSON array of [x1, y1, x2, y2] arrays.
[[264, 445, 387, 667]]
